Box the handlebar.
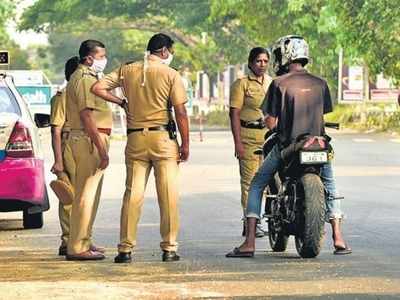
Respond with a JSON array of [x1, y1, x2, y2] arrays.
[[325, 122, 340, 130]]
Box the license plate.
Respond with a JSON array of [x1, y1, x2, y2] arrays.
[[300, 151, 328, 164]]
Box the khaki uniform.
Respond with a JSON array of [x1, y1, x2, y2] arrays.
[[50, 89, 72, 247], [230, 73, 271, 213], [65, 64, 112, 254], [99, 55, 186, 253]]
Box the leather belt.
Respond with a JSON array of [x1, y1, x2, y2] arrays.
[[127, 126, 168, 135], [240, 119, 266, 129], [69, 128, 111, 137], [97, 128, 112, 136]]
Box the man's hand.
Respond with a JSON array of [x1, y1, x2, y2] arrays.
[[120, 99, 128, 114], [80, 109, 109, 171], [234, 142, 245, 160], [179, 143, 189, 162], [174, 103, 189, 163], [98, 154, 109, 170], [51, 161, 64, 174]]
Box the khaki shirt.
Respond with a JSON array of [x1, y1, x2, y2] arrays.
[[230, 72, 272, 122], [99, 55, 187, 129], [66, 64, 112, 130], [50, 88, 70, 131]]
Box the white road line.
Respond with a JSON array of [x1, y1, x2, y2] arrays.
[[353, 138, 374, 142]]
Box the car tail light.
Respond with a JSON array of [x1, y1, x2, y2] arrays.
[[6, 121, 34, 158]]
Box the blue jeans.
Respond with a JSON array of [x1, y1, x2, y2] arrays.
[[320, 162, 343, 221], [246, 145, 282, 219], [246, 146, 343, 221]]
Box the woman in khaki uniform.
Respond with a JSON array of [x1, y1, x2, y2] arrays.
[[64, 40, 112, 261], [229, 47, 271, 237]]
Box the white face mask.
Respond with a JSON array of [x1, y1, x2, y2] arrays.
[[160, 50, 174, 66], [91, 58, 107, 73]]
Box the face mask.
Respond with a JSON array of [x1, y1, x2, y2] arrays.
[[160, 50, 174, 66], [91, 58, 107, 73]]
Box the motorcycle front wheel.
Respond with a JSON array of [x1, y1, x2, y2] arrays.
[[295, 173, 325, 258], [267, 193, 288, 252]]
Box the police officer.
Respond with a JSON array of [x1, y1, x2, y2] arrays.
[[64, 40, 112, 261], [92, 33, 189, 263], [229, 47, 271, 237], [50, 56, 106, 257], [49, 57, 79, 256]]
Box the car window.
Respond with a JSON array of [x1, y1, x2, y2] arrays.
[[0, 87, 21, 116]]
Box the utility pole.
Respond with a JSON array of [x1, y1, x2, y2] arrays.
[[363, 64, 370, 102], [337, 48, 343, 103]]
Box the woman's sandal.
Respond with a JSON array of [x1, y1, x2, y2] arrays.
[[226, 247, 254, 258]]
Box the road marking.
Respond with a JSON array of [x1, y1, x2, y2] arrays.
[[336, 166, 400, 176], [353, 138, 374, 142]]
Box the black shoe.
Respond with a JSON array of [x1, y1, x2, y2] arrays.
[[114, 252, 132, 263], [162, 251, 180, 262], [58, 245, 67, 256]]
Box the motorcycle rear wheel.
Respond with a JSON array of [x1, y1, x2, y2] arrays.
[[295, 173, 325, 258]]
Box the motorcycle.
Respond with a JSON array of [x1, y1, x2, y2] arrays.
[[258, 122, 339, 258]]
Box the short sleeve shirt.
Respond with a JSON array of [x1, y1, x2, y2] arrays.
[[230, 73, 271, 122], [261, 70, 333, 144], [50, 89, 70, 131], [65, 64, 112, 130], [99, 55, 187, 129]]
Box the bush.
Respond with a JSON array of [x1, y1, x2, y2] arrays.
[[205, 110, 230, 127], [325, 103, 400, 132]]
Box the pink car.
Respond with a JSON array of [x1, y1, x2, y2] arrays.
[[0, 73, 50, 229]]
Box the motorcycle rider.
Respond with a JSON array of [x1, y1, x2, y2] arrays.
[[226, 35, 351, 257]]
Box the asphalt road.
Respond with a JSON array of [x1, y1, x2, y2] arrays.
[[0, 130, 399, 299]]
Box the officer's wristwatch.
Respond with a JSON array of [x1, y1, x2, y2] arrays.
[[119, 98, 127, 108]]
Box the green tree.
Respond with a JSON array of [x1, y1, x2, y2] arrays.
[[0, 0, 31, 70], [330, 0, 400, 83], [19, 0, 400, 88], [211, 0, 400, 92], [19, 0, 250, 81], [211, 0, 340, 95]]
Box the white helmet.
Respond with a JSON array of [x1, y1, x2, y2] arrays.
[[270, 35, 309, 75]]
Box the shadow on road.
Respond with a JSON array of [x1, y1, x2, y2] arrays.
[[0, 218, 25, 231]]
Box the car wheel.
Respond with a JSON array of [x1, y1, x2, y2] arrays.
[[23, 210, 43, 229]]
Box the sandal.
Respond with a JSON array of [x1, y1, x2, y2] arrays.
[[333, 245, 352, 255], [226, 247, 254, 258]]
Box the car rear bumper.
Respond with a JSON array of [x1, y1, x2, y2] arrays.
[[0, 158, 45, 206]]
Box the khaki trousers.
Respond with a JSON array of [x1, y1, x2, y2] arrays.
[[64, 132, 109, 254], [58, 181, 103, 247], [238, 127, 267, 215], [58, 203, 72, 247], [118, 130, 180, 253], [58, 135, 73, 247]]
